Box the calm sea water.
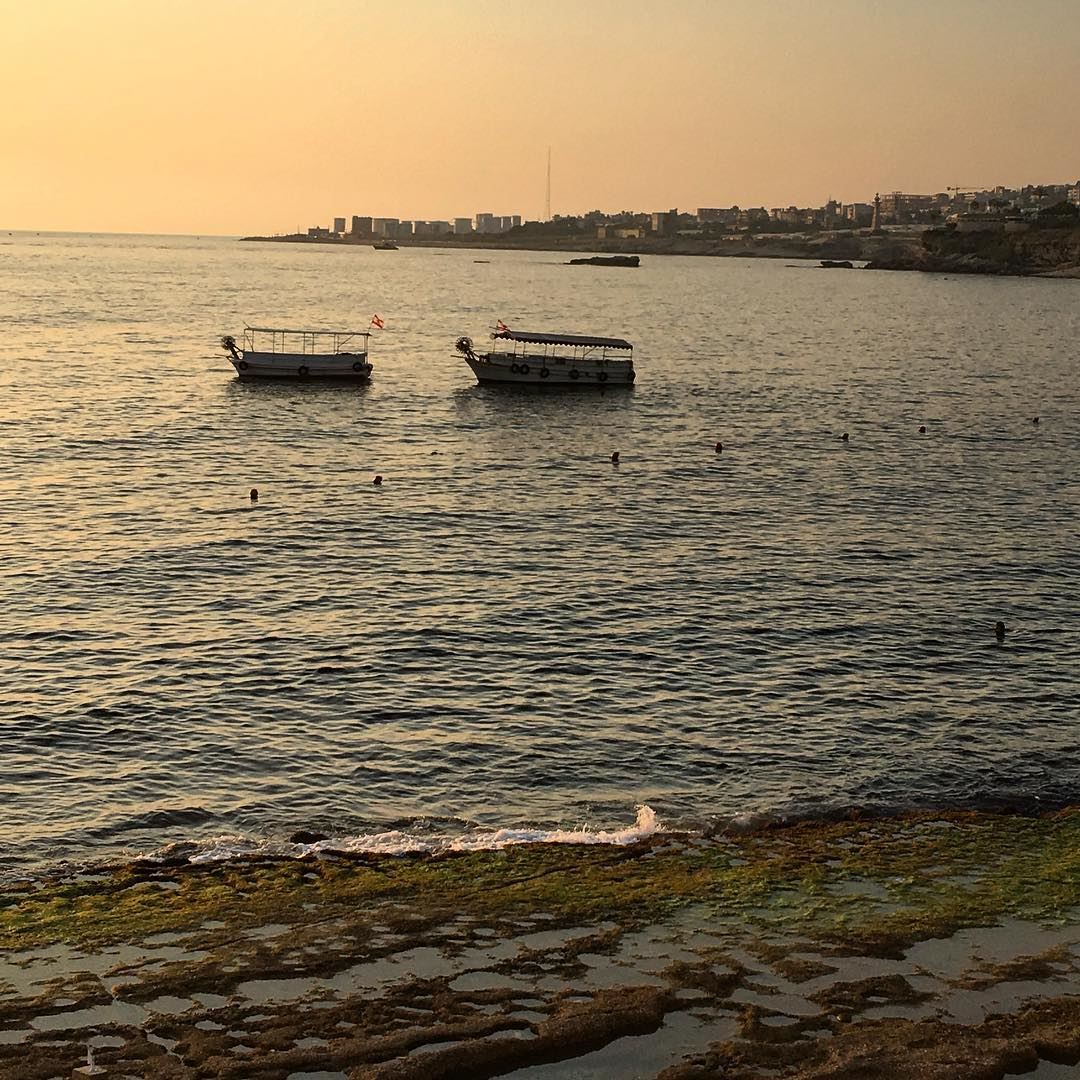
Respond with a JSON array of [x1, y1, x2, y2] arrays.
[[1, 232, 1077, 875]]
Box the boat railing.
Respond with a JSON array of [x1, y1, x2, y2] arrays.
[[491, 342, 632, 364], [243, 326, 371, 355]]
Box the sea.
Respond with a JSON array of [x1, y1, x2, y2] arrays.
[[1, 231, 1077, 879]]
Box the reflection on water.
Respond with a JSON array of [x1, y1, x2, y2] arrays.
[[0, 233, 1078, 872]]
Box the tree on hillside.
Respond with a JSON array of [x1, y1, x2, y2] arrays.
[[1039, 200, 1079, 219]]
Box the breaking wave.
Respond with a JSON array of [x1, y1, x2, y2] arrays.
[[163, 805, 661, 866]]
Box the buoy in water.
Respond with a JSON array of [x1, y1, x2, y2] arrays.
[[249, 488, 259, 502], [1033, 416, 1040, 424], [610, 451, 620, 464], [715, 441, 723, 453], [841, 432, 849, 442], [373, 475, 383, 486], [995, 620, 1006, 641], [918, 425, 926, 434]]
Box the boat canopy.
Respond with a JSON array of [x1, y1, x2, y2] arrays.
[[242, 325, 371, 355], [245, 325, 371, 338], [493, 329, 632, 350]]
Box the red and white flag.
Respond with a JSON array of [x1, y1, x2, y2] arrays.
[[496, 319, 509, 333], [370, 314, 384, 329]]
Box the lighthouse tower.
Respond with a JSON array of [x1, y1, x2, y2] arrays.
[[871, 193, 883, 234]]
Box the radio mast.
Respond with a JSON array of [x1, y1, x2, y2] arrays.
[[545, 146, 551, 221]]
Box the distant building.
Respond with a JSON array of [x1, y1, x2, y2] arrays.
[[510, 215, 522, 228], [307, 225, 331, 239], [454, 217, 473, 235], [697, 207, 742, 229], [1068, 184, 1080, 207], [597, 225, 644, 240], [397, 221, 414, 237], [333, 217, 346, 234], [413, 220, 450, 237], [651, 209, 678, 236], [769, 207, 803, 225], [842, 203, 873, 226], [736, 208, 770, 229], [351, 216, 372, 236], [372, 218, 399, 236], [475, 212, 497, 234], [953, 213, 1006, 233], [879, 192, 936, 222]]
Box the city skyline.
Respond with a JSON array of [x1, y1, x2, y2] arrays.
[[3, 0, 1078, 234]]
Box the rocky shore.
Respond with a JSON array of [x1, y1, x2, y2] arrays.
[[865, 224, 1080, 278], [2, 809, 1079, 1078]]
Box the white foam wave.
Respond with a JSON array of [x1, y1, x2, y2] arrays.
[[184, 805, 659, 865]]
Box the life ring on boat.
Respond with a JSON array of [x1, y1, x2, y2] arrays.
[[597, 371, 608, 383], [519, 363, 530, 376], [569, 369, 580, 380], [238, 360, 249, 370], [352, 361, 366, 372], [298, 365, 309, 376], [539, 367, 550, 379], [511, 362, 521, 374]]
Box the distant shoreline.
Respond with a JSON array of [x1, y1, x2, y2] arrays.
[[239, 226, 1080, 277], [239, 229, 925, 264]]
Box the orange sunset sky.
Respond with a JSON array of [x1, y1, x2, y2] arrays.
[[2, 0, 1078, 235]]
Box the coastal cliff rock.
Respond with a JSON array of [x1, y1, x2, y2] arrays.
[[866, 223, 1080, 277]]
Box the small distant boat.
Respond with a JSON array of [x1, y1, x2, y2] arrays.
[[456, 325, 635, 387], [820, 259, 854, 269], [373, 239, 398, 250], [567, 255, 640, 267], [220, 326, 373, 381]]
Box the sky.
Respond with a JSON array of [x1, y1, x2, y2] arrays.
[[2, 0, 1078, 235]]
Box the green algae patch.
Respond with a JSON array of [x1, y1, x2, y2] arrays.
[[2, 812, 1079, 1080], [2, 810, 1078, 956]]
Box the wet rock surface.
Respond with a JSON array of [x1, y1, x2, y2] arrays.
[[1, 811, 1078, 1077]]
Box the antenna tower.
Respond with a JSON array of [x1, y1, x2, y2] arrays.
[[545, 147, 551, 221]]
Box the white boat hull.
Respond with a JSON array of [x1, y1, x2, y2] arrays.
[[466, 353, 634, 387], [230, 351, 372, 381]]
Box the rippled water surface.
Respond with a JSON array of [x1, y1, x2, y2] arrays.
[[1, 232, 1077, 872]]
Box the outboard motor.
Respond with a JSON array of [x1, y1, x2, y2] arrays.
[[220, 334, 242, 362]]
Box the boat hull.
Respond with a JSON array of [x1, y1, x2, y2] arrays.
[[230, 351, 372, 381], [466, 354, 634, 387]]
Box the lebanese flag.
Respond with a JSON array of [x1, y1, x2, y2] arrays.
[[370, 314, 384, 329], [496, 319, 509, 332]]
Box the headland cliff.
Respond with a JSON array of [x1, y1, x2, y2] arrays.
[[866, 220, 1080, 277]]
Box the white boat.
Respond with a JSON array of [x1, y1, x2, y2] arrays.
[[221, 326, 373, 381], [455, 327, 635, 387]]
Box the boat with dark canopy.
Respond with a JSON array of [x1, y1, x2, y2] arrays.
[[455, 325, 635, 387]]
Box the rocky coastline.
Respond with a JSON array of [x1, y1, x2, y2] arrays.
[[865, 223, 1080, 278], [3, 809, 1079, 1078]]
